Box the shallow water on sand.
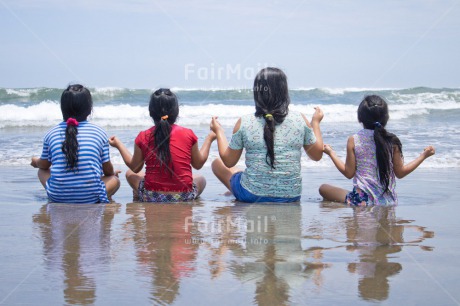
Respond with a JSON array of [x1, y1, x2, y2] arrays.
[[1, 167, 459, 305]]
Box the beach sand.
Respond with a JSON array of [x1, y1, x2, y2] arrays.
[[0, 165, 459, 305]]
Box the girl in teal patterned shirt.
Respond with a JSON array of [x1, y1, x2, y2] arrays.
[[210, 67, 324, 203]]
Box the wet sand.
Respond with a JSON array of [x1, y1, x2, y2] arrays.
[[0, 165, 459, 305]]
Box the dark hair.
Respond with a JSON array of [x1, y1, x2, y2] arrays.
[[60, 84, 93, 171], [253, 67, 290, 169], [149, 88, 179, 173], [358, 95, 402, 194]]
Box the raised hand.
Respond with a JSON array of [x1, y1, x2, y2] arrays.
[[210, 116, 224, 134], [108, 136, 120, 148], [422, 145, 435, 158], [312, 107, 324, 124], [30, 156, 39, 168]]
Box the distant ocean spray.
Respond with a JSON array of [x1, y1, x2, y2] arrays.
[[1, 87, 459, 168], [1, 86, 459, 128]]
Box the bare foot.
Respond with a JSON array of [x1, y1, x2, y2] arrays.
[[133, 190, 140, 201]]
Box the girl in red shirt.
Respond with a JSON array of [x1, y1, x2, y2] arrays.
[[109, 88, 216, 202]]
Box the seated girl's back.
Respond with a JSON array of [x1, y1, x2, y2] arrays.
[[229, 111, 316, 198], [135, 124, 197, 192], [320, 95, 435, 206], [353, 128, 396, 204], [109, 88, 216, 202], [42, 120, 111, 203], [31, 85, 120, 204], [210, 67, 324, 203]]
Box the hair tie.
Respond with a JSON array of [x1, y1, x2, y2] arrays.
[[374, 122, 382, 128], [161, 115, 169, 120], [264, 114, 273, 119], [66, 118, 79, 126]]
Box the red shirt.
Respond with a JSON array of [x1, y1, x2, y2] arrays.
[[135, 125, 198, 192]]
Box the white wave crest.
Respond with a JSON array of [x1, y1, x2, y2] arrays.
[[5, 88, 40, 97], [0, 98, 459, 128], [318, 87, 396, 95]]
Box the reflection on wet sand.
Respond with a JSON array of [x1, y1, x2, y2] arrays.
[[342, 206, 434, 301], [201, 204, 328, 305], [33, 203, 120, 305], [125, 203, 199, 305], [31, 201, 436, 305]]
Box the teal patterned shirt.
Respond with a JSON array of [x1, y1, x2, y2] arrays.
[[229, 111, 316, 198]]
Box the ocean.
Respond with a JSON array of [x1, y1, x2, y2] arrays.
[[1, 86, 459, 168], [1, 87, 460, 304]]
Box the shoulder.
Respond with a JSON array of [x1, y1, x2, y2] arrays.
[[387, 131, 401, 143], [81, 122, 108, 136], [135, 127, 153, 142], [173, 124, 195, 135], [44, 123, 65, 140], [233, 118, 242, 133], [285, 111, 312, 129], [242, 113, 257, 121], [287, 110, 302, 118], [347, 135, 355, 148], [174, 125, 198, 141], [357, 128, 374, 135], [286, 110, 308, 125], [235, 114, 256, 133], [289, 110, 302, 117], [46, 123, 63, 134], [138, 126, 154, 136]]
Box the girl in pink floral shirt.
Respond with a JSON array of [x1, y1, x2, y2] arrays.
[[319, 95, 435, 206]]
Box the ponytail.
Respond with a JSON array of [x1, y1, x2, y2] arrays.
[[60, 84, 92, 172], [62, 118, 79, 171], [373, 123, 402, 194], [148, 88, 179, 174], [153, 116, 173, 172], [358, 95, 404, 196], [263, 114, 276, 168], [253, 67, 290, 169]]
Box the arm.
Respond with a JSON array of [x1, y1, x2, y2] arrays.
[[393, 145, 435, 179], [324, 136, 356, 179], [102, 161, 115, 176], [302, 107, 324, 161], [109, 136, 144, 173], [31, 157, 51, 170], [191, 131, 217, 169], [210, 117, 243, 168]]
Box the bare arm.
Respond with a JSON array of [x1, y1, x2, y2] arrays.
[[109, 136, 144, 173], [30, 157, 51, 170], [302, 108, 324, 161], [210, 117, 243, 168], [191, 132, 217, 169], [102, 161, 115, 176], [324, 136, 356, 179], [393, 145, 435, 179]]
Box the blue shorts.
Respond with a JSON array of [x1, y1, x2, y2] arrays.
[[345, 187, 369, 207], [229, 172, 300, 203]]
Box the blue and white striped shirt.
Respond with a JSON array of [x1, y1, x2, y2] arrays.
[[40, 121, 110, 203]]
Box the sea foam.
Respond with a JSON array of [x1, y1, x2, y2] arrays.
[[1, 99, 459, 128]]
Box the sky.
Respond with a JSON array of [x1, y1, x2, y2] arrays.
[[1, 0, 459, 89]]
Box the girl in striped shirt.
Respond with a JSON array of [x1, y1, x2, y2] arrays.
[[31, 85, 120, 203]]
